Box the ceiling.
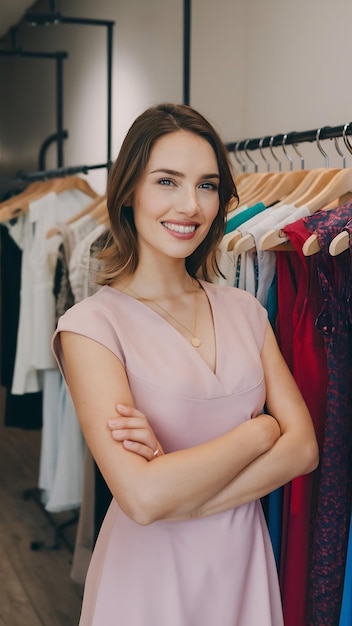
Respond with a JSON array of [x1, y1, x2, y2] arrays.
[[0, 1, 35, 38]]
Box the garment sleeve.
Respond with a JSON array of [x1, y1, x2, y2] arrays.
[[52, 301, 125, 384]]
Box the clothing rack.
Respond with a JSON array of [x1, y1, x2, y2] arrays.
[[0, 162, 111, 200], [0, 162, 111, 185], [225, 122, 352, 153]]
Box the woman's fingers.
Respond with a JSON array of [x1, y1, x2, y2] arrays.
[[123, 439, 162, 461], [116, 403, 145, 418], [107, 417, 149, 430], [110, 425, 164, 459], [107, 405, 163, 459], [110, 427, 151, 443]]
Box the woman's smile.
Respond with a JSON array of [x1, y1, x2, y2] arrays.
[[161, 220, 199, 238]]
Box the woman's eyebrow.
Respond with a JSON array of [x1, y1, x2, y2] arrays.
[[150, 168, 220, 180], [150, 168, 185, 177]]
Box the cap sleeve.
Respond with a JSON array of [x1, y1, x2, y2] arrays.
[[52, 299, 125, 384]]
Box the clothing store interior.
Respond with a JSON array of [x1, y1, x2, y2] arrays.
[[1, 1, 352, 625]]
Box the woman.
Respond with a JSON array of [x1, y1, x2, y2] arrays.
[[52, 103, 318, 625]]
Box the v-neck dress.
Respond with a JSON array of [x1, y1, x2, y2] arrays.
[[52, 280, 284, 626]]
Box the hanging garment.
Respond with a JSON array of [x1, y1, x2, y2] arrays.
[[68, 222, 108, 302], [52, 282, 284, 626], [11, 188, 93, 395], [214, 204, 313, 568], [39, 212, 99, 512], [225, 201, 266, 234], [51, 223, 109, 577], [275, 219, 329, 626], [236, 204, 299, 302], [0, 221, 42, 429], [300, 204, 352, 626], [214, 204, 266, 287]]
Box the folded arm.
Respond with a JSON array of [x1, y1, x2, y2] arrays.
[[59, 330, 280, 525], [107, 322, 319, 521]]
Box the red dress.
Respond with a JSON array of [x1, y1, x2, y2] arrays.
[[275, 219, 328, 626]]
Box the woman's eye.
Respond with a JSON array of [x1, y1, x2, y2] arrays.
[[159, 178, 174, 186], [200, 182, 218, 191]]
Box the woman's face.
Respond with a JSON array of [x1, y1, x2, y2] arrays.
[[131, 130, 220, 263]]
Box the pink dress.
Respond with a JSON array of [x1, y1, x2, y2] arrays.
[[52, 280, 284, 626]]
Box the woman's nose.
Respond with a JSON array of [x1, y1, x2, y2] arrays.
[[178, 187, 199, 215]]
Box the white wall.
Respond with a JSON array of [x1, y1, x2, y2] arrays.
[[191, 0, 352, 171], [191, 0, 248, 142], [1, 0, 352, 191]]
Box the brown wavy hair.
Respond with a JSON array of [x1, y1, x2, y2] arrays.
[[96, 103, 239, 285]]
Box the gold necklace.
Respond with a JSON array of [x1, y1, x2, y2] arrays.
[[120, 281, 202, 348]]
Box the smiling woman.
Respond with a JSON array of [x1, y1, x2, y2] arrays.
[[130, 130, 220, 262], [51, 102, 318, 626]]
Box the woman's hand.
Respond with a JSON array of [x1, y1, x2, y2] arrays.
[[108, 404, 164, 461]]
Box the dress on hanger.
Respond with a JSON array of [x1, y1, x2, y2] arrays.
[[275, 219, 328, 626], [11, 188, 93, 395], [299, 204, 352, 626], [0, 221, 42, 429], [52, 281, 284, 626]]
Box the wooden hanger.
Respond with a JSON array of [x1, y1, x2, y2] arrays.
[[229, 170, 310, 254], [237, 172, 277, 207], [227, 231, 242, 251], [232, 233, 256, 255], [0, 181, 42, 209], [258, 169, 345, 251], [304, 168, 352, 214], [234, 172, 251, 190], [272, 167, 326, 208], [301, 235, 321, 256], [301, 169, 352, 256], [286, 168, 342, 208], [259, 169, 309, 207], [50, 175, 98, 199], [0, 179, 58, 223], [0, 175, 98, 224], [329, 230, 350, 256], [259, 227, 291, 251]]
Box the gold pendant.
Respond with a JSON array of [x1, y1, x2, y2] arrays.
[[191, 337, 201, 348]]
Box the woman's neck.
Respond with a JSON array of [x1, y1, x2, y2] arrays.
[[115, 248, 199, 297], [114, 266, 199, 300]]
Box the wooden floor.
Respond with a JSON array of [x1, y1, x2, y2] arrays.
[[0, 423, 83, 626]]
